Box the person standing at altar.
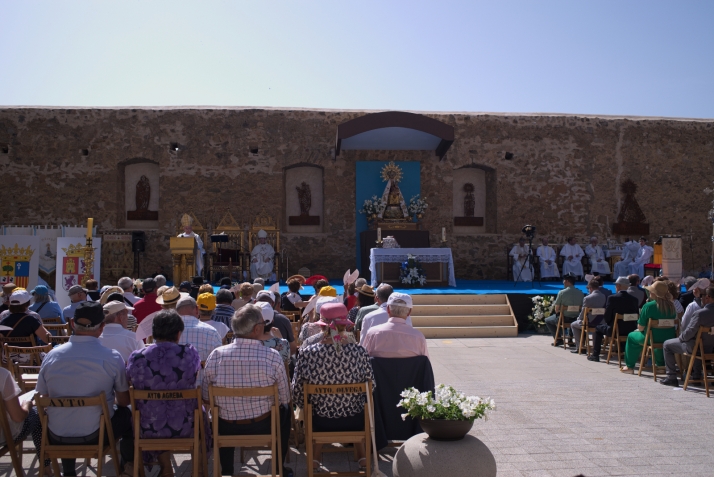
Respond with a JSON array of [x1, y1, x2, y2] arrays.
[[613, 238, 640, 279], [560, 237, 584, 279], [510, 237, 533, 282], [536, 238, 559, 280], [585, 236, 611, 277], [250, 229, 275, 281], [628, 237, 654, 278], [177, 214, 205, 276]]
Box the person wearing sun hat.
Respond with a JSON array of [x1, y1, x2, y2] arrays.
[[0, 282, 18, 314], [292, 302, 374, 471], [98, 300, 144, 362], [318, 286, 337, 297], [354, 284, 378, 331], [0, 288, 52, 352], [301, 300, 357, 349], [62, 284, 89, 322], [360, 285, 414, 343], [197, 292, 229, 340], [347, 283, 374, 323], [621, 280, 678, 374]]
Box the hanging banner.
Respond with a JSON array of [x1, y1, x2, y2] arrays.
[[36, 226, 62, 274], [55, 237, 102, 310], [0, 235, 40, 291], [2, 226, 35, 236]]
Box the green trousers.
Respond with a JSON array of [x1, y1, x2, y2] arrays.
[[624, 330, 668, 368]]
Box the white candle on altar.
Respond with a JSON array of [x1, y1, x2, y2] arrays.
[[86, 218, 93, 239], [377, 228, 381, 242], [442, 227, 446, 242]]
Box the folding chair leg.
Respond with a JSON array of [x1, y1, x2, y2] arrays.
[[683, 352, 697, 391], [7, 441, 24, 477], [51, 459, 62, 477]]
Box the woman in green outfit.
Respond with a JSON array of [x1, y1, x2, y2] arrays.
[[621, 280, 677, 374]]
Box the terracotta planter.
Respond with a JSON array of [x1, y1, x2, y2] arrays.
[[418, 418, 474, 441]]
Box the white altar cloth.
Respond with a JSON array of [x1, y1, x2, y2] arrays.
[[369, 248, 457, 287]]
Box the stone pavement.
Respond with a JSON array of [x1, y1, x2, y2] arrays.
[[3, 334, 713, 476]]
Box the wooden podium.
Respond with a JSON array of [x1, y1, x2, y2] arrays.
[[170, 237, 197, 285]]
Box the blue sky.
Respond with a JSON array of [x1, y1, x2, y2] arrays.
[[2, 1, 713, 118]]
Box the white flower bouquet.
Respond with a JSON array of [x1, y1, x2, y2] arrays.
[[398, 384, 496, 422], [359, 195, 384, 217], [528, 295, 555, 327], [407, 194, 429, 216], [400, 254, 427, 287]]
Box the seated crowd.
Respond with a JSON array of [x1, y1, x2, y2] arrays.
[[0, 274, 430, 476], [547, 272, 714, 388]]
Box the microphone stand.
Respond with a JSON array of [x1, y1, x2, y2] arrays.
[[514, 236, 540, 287]]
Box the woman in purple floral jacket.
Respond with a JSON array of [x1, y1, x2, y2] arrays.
[[126, 309, 210, 477]]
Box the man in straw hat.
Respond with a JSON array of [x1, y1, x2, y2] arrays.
[[98, 300, 145, 362], [250, 229, 275, 281], [0, 282, 18, 314], [177, 213, 206, 276]]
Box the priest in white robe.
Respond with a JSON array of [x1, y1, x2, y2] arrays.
[[585, 236, 611, 276], [560, 237, 584, 279], [510, 237, 533, 282], [177, 214, 205, 276], [613, 238, 641, 278], [250, 229, 275, 280], [628, 237, 654, 277], [536, 237, 559, 279]]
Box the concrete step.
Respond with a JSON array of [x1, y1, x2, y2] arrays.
[[411, 315, 515, 327], [411, 294, 506, 305], [417, 325, 519, 339], [410, 304, 512, 316]]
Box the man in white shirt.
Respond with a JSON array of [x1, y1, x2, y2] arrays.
[[196, 292, 230, 340], [118, 276, 139, 306], [176, 296, 222, 365], [98, 301, 145, 362], [560, 237, 584, 279], [362, 292, 428, 358], [510, 237, 533, 282], [536, 237, 559, 280], [613, 239, 641, 278], [585, 236, 611, 276], [628, 237, 654, 277], [360, 284, 412, 343]]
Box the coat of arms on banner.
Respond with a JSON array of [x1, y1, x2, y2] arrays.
[[0, 244, 35, 289], [61, 243, 87, 291]]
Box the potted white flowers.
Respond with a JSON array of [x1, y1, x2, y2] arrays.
[[528, 295, 555, 333], [397, 384, 495, 441]]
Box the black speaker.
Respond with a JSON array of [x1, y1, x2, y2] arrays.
[[132, 231, 146, 253]]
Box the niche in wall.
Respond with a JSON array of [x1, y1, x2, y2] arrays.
[[284, 164, 323, 233], [122, 159, 160, 229], [453, 165, 496, 234]]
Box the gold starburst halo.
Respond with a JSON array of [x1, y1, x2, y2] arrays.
[[380, 161, 403, 183]]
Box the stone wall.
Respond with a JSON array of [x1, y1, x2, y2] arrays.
[[1, 107, 712, 283]]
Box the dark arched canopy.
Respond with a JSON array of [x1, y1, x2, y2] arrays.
[[335, 111, 454, 160]]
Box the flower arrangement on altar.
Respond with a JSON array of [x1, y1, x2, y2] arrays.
[[359, 195, 385, 218], [528, 295, 555, 328], [400, 254, 426, 286], [398, 384, 496, 422], [407, 194, 429, 218]]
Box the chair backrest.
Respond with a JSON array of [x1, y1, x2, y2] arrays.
[[283, 311, 301, 322], [304, 382, 370, 410], [49, 336, 70, 346], [649, 318, 676, 329], [4, 343, 51, 369], [0, 391, 25, 476], [42, 317, 63, 325], [44, 324, 70, 337], [583, 307, 606, 326]]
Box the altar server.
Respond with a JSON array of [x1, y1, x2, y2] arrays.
[[560, 237, 584, 279], [629, 237, 654, 277], [251, 229, 275, 281], [586, 236, 611, 276], [177, 214, 205, 276], [510, 237, 533, 282], [613, 238, 641, 278], [536, 238, 559, 279]]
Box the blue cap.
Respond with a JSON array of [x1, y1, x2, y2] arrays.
[[31, 285, 49, 296]]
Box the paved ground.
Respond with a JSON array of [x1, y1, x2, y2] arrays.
[[3, 334, 713, 476]]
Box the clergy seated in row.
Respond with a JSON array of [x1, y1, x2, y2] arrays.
[[510, 237, 534, 282], [251, 229, 275, 281], [560, 237, 584, 279], [628, 237, 654, 278], [613, 237, 642, 278], [536, 238, 559, 280], [177, 214, 206, 276], [586, 236, 611, 277]]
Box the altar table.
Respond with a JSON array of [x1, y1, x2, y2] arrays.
[[369, 248, 457, 287]]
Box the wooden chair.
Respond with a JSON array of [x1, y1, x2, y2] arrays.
[[41, 317, 63, 325], [553, 306, 580, 349], [129, 386, 208, 477], [282, 311, 301, 322], [0, 392, 25, 476], [578, 307, 606, 355], [208, 384, 282, 477], [606, 313, 639, 366], [44, 323, 70, 337], [683, 326, 714, 397], [5, 343, 52, 392], [223, 331, 234, 345], [48, 336, 70, 346], [291, 322, 301, 342], [0, 335, 37, 368], [246, 208, 282, 280], [304, 382, 372, 477], [638, 318, 677, 380], [36, 391, 121, 477]]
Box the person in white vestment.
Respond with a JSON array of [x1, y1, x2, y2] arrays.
[[585, 236, 611, 276], [250, 229, 275, 281], [628, 237, 654, 277], [536, 238, 559, 279], [613, 238, 641, 278], [177, 214, 205, 276], [560, 237, 584, 279], [510, 237, 534, 282]]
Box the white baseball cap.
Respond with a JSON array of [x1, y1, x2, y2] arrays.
[[103, 301, 132, 315], [387, 292, 413, 308], [255, 301, 274, 324], [9, 288, 31, 305]]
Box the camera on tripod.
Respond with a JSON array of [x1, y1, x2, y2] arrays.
[[522, 224, 536, 239]]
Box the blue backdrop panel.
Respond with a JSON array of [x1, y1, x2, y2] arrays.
[[355, 161, 421, 272]]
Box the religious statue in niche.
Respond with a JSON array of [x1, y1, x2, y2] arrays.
[[454, 181, 483, 227], [378, 162, 410, 222], [612, 179, 649, 235], [288, 181, 320, 226], [127, 175, 159, 221]]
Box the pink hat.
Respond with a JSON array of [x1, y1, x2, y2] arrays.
[[316, 303, 351, 326]]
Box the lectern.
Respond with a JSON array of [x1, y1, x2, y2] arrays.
[[170, 237, 197, 285]]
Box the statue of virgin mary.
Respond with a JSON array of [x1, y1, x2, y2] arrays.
[[377, 162, 410, 221]]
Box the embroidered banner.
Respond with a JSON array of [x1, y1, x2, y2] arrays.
[[54, 237, 102, 310], [0, 235, 40, 291]]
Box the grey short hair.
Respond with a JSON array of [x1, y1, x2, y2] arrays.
[[232, 304, 263, 336], [103, 310, 123, 324], [118, 277, 134, 291], [354, 278, 367, 289], [176, 296, 197, 313], [684, 276, 697, 288], [388, 304, 411, 318], [253, 278, 265, 286], [154, 275, 167, 288], [376, 284, 393, 303]]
